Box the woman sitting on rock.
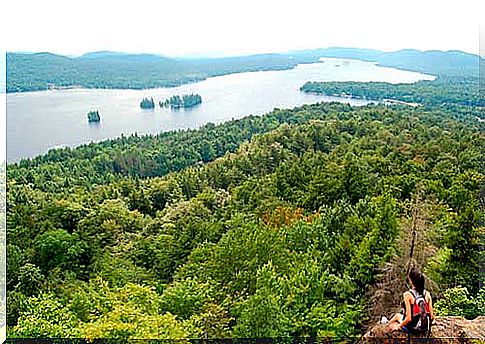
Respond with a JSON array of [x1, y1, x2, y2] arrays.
[[387, 267, 434, 333]]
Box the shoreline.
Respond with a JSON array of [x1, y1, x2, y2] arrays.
[[7, 59, 436, 163], [6, 57, 435, 95], [6, 65, 298, 95], [302, 90, 422, 107]]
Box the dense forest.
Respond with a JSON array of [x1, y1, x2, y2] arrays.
[[6, 70, 485, 338], [6, 48, 480, 93], [6, 52, 299, 93], [300, 77, 482, 108]]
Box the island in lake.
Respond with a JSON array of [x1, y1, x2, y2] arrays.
[[140, 97, 155, 109], [160, 94, 202, 109], [87, 110, 100, 122]]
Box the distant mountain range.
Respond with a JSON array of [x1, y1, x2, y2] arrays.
[[289, 47, 480, 77], [6, 47, 481, 93]]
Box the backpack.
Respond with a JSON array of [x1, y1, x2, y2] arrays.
[[409, 289, 432, 333]]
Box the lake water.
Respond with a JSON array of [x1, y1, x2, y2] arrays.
[[6, 58, 434, 162]]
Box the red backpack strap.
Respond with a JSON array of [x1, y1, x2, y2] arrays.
[[409, 289, 421, 316]]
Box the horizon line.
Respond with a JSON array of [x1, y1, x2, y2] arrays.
[[5, 46, 482, 59]]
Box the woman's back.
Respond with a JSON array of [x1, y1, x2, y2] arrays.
[[388, 268, 434, 332]]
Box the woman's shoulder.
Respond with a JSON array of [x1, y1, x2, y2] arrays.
[[403, 290, 413, 300]]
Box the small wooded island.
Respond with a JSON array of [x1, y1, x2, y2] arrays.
[[140, 97, 155, 109], [140, 94, 202, 110], [87, 110, 101, 122], [160, 94, 202, 108]]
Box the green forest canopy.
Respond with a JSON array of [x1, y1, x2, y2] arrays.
[[6, 48, 485, 338], [6, 52, 299, 93], [300, 78, 482, 108], [7, 77, 485, 338]]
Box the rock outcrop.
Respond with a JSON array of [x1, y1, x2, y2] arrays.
[[362, 316, 485, 343]]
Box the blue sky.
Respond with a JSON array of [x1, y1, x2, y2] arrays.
[[2, 0, 483, 56]]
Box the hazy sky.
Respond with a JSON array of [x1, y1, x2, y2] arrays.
[[2, 0, 483, 56]]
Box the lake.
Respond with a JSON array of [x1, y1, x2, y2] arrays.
[[6, 58, 434, 162]]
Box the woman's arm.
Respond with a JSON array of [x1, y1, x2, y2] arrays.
[[427, 292, 434, 321], [400, 292, 412, 328]]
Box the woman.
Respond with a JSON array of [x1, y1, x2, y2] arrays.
[[387, 267, 434, 332]]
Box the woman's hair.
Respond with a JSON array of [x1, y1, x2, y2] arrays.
[[409, 267, 425, 294]]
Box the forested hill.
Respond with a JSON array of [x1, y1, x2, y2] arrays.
[[6, 47, 485, 338], [6, 52, 299, 92], [301, 78, 483, 108], [7, 96, 485, 337], [6, 48, 481, 92]]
